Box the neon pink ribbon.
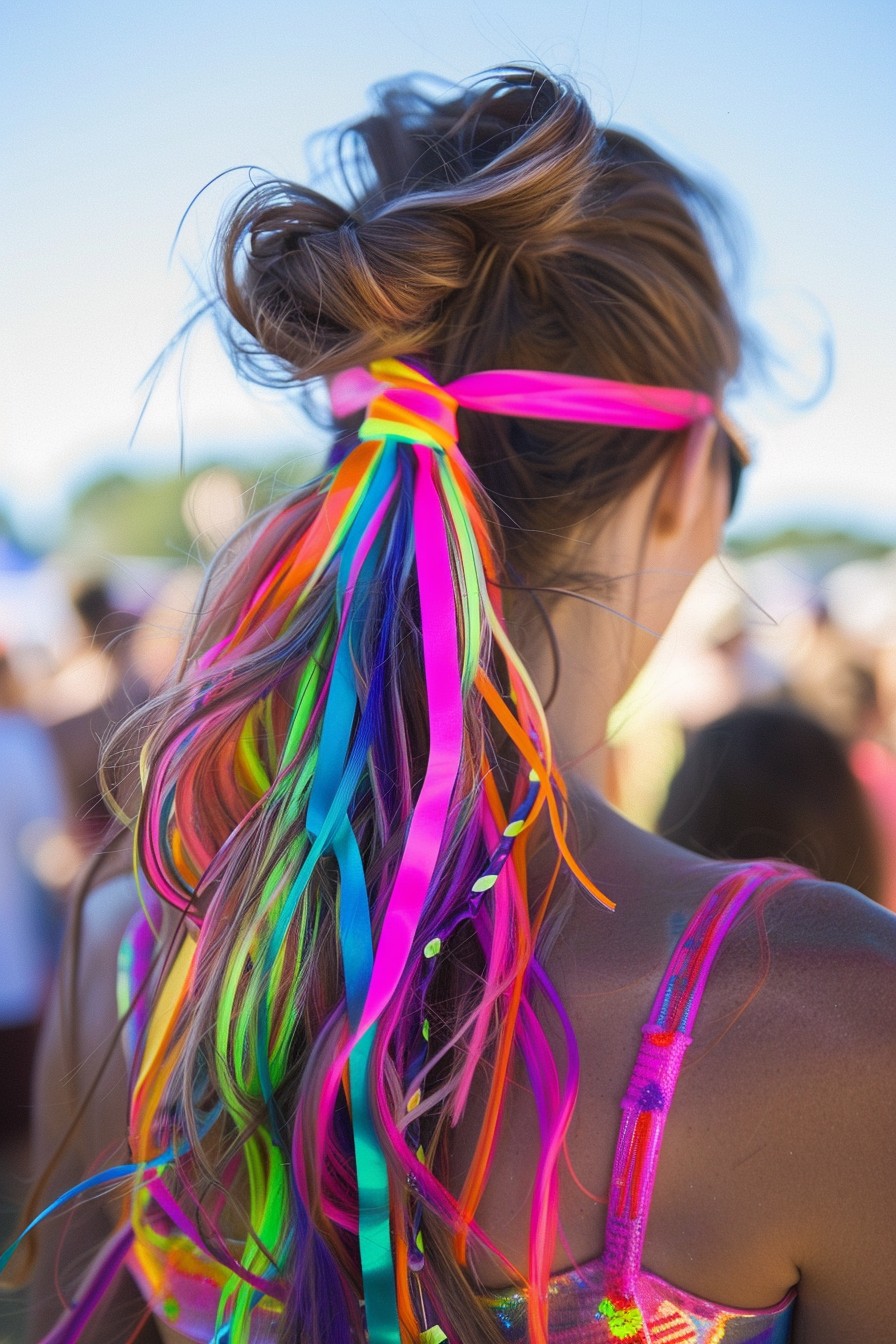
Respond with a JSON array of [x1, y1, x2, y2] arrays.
[[330, 366, 714, 431], [355, 444, 465, 1039]]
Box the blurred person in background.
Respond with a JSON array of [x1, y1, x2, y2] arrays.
[[657, 701, 886, 903], [784, 597, 879, 741], [0, 650, 67, 1142], [849, 653, 896, 912], [602, 583, 788, 831], [47, 581, 149, 848]]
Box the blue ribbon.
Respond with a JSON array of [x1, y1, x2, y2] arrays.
[[304, 442, 401, 1344]]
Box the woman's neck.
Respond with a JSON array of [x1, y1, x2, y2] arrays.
[[510, 586, 639, 798]]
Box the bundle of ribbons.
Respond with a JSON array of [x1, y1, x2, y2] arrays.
[[3, 359, 715, 1344]]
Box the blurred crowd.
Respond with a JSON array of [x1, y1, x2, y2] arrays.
[[0, 515, 895, 1336], [607, 546, 896, 908], [0, 537, 203, 1338]]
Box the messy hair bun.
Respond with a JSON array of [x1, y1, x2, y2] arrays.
[[217, 181, 477, 375], [218, 70, 606, 378], [216, 67, 741, 583]]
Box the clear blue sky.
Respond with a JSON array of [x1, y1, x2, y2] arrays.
[[2, 0, 894, 543]]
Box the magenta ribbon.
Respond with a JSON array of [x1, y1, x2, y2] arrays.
[[330, 365, 714, 431], [355, 443, 465, 1039]]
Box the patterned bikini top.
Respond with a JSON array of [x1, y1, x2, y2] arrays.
[[118, 862, 798, 1343]]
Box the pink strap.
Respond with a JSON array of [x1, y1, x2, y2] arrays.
[[602, 863, 797, 1293], [330, 366, 714, 432], [144, 1176, 288, 1302]]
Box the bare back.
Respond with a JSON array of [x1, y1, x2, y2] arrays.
[[29, 801, 896, 1343], [450, 800, 896, 1340]]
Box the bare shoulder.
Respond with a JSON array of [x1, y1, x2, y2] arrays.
[[698, 875, 896, 1341], [29, 872, 160, 1342], [75, 870, 146, 989], [735, 875, 896, 1048], [48, 873, 143, 1110], [699, 874, 896, 1125], [760, 870, 896, 956], [32, 871, 143, 1216]]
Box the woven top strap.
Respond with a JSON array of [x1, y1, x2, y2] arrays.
[[602, 862, 796, 1293]]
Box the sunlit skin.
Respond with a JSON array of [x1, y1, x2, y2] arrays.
[[28, 428, 896, 1344], [519, 420, 727, 795]]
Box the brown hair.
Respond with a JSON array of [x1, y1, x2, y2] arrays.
[[218, 66, 742, 585], [207, 66, 745, 1341], [20, 67, 748, 1344]]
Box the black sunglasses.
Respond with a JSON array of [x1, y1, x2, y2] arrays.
[[715, 414, 751, 517]]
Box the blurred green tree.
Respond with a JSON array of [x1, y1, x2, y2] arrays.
[[63, 455, 318, 559]]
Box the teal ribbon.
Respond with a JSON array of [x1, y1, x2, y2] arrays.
[[305, 442, 401, 1344]]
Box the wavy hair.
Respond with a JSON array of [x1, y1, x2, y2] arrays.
[[15, 66, 745, 1344]]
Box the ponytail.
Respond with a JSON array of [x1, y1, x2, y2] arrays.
[[122, 358, 609, 1344]]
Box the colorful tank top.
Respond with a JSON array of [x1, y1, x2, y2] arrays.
[[118, 862, 798, 1342], [481, 861, 797, 1343]]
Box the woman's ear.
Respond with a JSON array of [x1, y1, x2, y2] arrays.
[[650, 419, 722, 543]]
